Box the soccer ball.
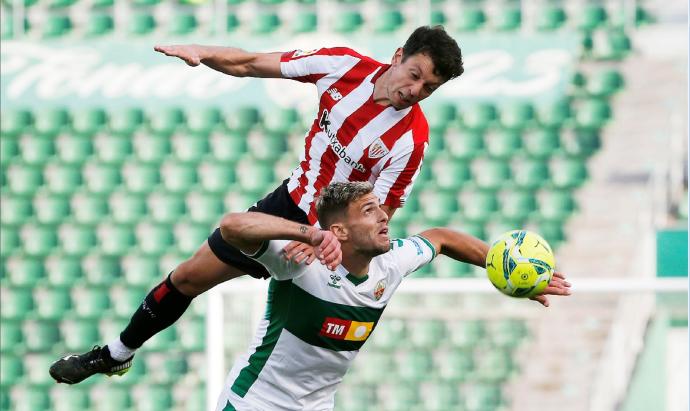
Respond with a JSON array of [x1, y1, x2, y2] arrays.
[[485, 230, 555, 298]]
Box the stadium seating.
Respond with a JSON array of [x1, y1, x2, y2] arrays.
[[396, 350, 434, 381], [82, 161, 120, 194], [122, 161, 161, 193], [129, 13, 156, 35], [85, 14, 114, 36], [80, 251, 120, 285], [45, 253, 83, 286], [0, 3, 638, 409], [51, 385, 91, 411], [6, 162, 43, 194], [251, 12, 281, 34], [374, 10, 404, 33], [334, 11, 364, 33], [108, 189, 147, 224], [61, 318, 101, 351], [292, 11, 317, 33], [24, 320, 61, 351], [97, 222, 136, 257], [536, 6, 567, 31], [437, 348, 474, 381], [420, 381, 461, 410], [131, 136, 169, 166], [55, 134, 93, 164], [59, 221, 98, 256], [43, 15, 73, 37], [71, 190, 109, 224], [493, 7, 521, 31], [0, 321, 23, 353], [169, 13, 198, 35]]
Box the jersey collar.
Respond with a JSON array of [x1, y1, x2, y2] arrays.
[[370, 64, 390, 83], [346, 273, 369, 286]]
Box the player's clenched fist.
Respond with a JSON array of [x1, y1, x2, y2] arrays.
[[309, 230, 342, 271], [154, 45, 202, 66]]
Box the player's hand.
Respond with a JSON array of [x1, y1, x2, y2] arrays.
[[282, 241, 317, 265], [529, 271, 571, 307], [308, 230, 342, 271], [154, 45, 202, 66]]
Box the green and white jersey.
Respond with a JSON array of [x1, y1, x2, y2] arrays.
[[216, 235, 436, 411]]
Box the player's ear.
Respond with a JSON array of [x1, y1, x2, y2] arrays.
[[391, 47, 403, 65], [330, 223, 348, 241]]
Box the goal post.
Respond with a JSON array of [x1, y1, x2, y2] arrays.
[[205, 277, 688, 411]]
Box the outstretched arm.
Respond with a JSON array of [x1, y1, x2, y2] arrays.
[[220, 212, 342, 270], [418, 228, 571, 307], [154, 44, 283, 78], [419, 228, 489, 269]]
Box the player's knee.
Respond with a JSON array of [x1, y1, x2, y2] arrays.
[[170, 259, 207, 297]]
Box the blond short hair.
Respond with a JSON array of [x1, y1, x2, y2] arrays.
[[315, 182, 374, 228]]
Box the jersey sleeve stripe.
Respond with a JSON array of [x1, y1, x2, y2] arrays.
[[381, 108, 428, 207], [370, 128, 412, 206], [281, 50, 361, 84], [288, 73, 328, 84], [383, 140, 425, 208], [413, 234, 437, 260]]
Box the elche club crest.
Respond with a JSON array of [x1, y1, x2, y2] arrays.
[[374, 280, 386, 301], [368, 138, 389, 159]]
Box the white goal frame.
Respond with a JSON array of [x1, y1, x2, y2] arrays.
[[205, 276, 687, 411]]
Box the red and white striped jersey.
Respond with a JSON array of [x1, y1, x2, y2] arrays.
[[280, 47, 429, 224]]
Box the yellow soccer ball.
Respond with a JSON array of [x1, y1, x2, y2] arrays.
[[485, 230, 555, 298]]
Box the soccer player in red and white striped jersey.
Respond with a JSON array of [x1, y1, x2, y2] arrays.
[[49, 26, 465, 385], [281, 46, 430, 224]]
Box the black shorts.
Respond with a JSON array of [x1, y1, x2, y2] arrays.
[[207, 180, 309, 279]]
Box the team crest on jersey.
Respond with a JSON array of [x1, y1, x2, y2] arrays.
[[374, 280, 386, 301], [292, 49, 318, 57], [368, 138, 389, 159]]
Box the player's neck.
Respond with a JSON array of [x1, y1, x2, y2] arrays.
[[372, 70, 393, 108], [339, 250, 372, 278]]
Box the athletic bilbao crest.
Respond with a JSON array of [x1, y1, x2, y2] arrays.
[[374, 280, 386, 301], [368, 138, 389, 159]]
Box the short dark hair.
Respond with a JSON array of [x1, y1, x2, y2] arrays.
[[315, 182, 374, 228], [402, 25, 464, 82]]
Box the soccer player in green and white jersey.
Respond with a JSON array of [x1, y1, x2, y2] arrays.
[[215, 181, 572, 411]]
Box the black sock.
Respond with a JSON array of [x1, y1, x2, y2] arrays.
[[119, 273, 193, 349]]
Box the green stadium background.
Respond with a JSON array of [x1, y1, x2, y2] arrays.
[[1, 0, 687, 410]]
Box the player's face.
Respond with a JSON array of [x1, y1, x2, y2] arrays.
[[344, 193, 390, 256], [388, 50, 444, 109]]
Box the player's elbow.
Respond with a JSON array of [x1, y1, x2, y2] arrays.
[[420, 227, 446, 239], [418, 228, 447, 249]]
